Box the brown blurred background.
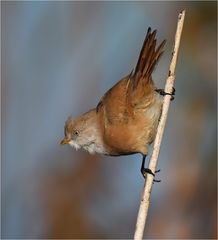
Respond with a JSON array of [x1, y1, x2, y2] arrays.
[[1, 1, 217, 239]]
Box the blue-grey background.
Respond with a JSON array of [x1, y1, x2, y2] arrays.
[[1, 1, 217, 239]]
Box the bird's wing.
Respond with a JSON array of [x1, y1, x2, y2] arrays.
[[96, 73, 132, 124], [96, 28, 165, 124]]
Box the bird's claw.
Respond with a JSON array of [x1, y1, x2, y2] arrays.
[[155, 87, 175, 101], [141, 168, 161, 183]]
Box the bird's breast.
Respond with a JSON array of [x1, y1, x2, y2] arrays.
[[83, 142, 108, 155], [101, 93, 163, 155]]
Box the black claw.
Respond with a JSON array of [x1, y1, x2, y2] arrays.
[[141, 168, 161, 183], [155, 88, 165, 95], [153, 179, 161, 183], [141, 168, 155, 177], [155, 88, 175, 101], [140, 156, 161, 183]]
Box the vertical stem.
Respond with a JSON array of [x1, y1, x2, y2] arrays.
[[134, 10, 185, 240]]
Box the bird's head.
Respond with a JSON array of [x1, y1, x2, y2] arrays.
[[60, 116, 81, 149], [60, 109, 102, 153]]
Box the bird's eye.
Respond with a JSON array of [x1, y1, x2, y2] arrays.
[[74, 131, 79, 136]]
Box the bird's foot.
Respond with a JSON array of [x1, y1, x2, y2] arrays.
[[141, 168, 161, 183], [155, 87, 175, 100]]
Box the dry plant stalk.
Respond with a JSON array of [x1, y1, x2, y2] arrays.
[[134, 10, 186, 240]]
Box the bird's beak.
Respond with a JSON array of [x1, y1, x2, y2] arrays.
[[60, 138, 70, 145]]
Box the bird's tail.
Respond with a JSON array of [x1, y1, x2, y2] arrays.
[[132, 27, 166, 89], [126, 28, 165, 111]]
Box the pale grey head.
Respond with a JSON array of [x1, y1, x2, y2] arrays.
[[60, 109, 107, 154]]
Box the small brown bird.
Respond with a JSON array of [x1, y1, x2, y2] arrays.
[[60, 28, 174, 179]]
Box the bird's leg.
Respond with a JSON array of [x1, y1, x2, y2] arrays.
[[155, 87, 175, 100], [141, 155, 161, 182]]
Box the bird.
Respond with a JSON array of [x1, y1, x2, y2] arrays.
[[60, 27, 174, 179]]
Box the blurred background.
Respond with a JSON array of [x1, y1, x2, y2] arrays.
[[1, 1, 217, 239]]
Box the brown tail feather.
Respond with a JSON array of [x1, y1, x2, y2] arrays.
[[132, 28, 166, 89]]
